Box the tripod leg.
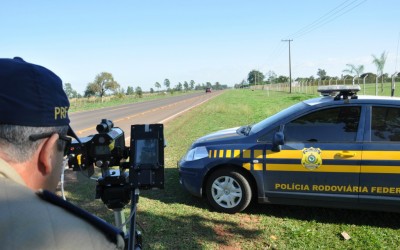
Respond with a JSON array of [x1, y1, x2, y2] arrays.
[[128, 188, 141, 250], [113, 209, 127, 234]]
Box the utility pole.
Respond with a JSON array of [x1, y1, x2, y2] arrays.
[[282, 39, 293, 93]]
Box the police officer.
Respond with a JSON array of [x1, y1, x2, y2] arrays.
[[0, 57, 125, 250]]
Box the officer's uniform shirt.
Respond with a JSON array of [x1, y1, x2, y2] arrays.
[[0, 157, 125, 250]]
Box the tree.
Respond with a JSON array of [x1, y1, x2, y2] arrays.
[[276, 75, 289, 83], [114, 87, 125, 99], [342, 64, 364, 84], [317, 69, 327, 80], [220, 84, 228, 90], [183, 81, 189, 91], [126, 86, 134, 95], [63, 83, 79, 98], [247, 70, 265, 85], [164, 79, 170, 90], [150, 88, 154, 93], [155, 82, 161, 92], [116, 87, 125, 95], [86, 72, 120, 101], [135, 86, 143, 98], [267, 70, 277, 84], [190, 80, 195, 90], [195, 83, 203, 90], [239, 79, 248, 88], [175, 82, 183, 91], [372, 51, 388, 92], [84, 85, 96, 97], [214, 82, 221, 90]]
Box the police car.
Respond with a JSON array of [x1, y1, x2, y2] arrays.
[[178, 85, 400, 213]]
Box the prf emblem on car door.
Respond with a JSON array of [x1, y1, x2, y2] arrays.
[[301, 147, 322, 170]]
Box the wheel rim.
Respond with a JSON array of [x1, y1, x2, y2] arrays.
[[211, 176, 242, 208]]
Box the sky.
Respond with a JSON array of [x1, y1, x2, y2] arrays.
[[1, 0, 399, 94]]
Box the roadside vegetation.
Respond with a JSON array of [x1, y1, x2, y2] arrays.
[[64, 73, 228, 113], [68, 90, 201, 112], [255, 81, 400, 98], [62, 87, 400, 249], [243, 51, 396, 93]]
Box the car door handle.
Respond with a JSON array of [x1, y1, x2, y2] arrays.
[[336, 151, 356, 158]]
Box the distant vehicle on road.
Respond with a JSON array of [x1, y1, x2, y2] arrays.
[[205, 88, 211, 93]]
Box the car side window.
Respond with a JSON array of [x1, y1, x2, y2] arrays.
[[284, 106, 361, 143], [371, 106, 400, 141]]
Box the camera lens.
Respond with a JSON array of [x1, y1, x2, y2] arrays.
[[96, 119, 113, 133]]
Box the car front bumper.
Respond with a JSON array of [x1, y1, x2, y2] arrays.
[[177, 159, 206, 197]]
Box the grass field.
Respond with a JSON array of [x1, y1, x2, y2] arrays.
[[62, 88, 400, 249]]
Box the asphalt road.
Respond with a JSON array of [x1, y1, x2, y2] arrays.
[[69, 91, 222, 139]]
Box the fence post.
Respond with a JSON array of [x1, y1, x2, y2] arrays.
[[392, 72, 399, 97]]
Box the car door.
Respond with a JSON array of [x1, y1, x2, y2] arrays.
[[360, 105, 400, 208], [264, 105, 364, 205]]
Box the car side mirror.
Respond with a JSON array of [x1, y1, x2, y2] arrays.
[[272, 132, 284, 152]]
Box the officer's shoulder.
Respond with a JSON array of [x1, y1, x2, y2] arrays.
[[36, 189, 124, 246]]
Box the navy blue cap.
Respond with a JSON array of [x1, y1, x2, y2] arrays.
[[0, 57, 70, 127]]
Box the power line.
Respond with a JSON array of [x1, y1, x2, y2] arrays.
[[264, 0, 367, 81], [296, 0, 367, 39], [287, 0, 354, 39], [287, 0, 367, 39], [264, 42, 286, 65]]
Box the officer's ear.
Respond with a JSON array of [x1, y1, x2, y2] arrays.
[[38, 133, 59, 175]]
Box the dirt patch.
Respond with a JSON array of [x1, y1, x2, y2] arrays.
[[238, 214, 260, 230], [213, 224, 242, 250]]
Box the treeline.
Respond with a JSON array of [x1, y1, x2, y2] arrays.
[[237, 51, 399, 88], [237, 69, 399, 89], [63, 72, 228, 99]]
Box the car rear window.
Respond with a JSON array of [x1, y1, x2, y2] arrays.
[[371, 106, 400, 141]]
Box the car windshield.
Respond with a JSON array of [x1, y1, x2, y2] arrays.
[[249, 101, 308, 135]]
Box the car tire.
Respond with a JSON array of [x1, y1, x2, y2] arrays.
[[205, 168, 252, 214]]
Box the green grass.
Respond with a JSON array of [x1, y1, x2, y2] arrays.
[[62, 89, 400, 249]]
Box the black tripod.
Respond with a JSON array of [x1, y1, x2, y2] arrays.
[[127, 188, 141, 250], [96, 167, 142, 250]]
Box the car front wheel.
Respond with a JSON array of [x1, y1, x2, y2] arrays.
[[205, 168, 252, 213]]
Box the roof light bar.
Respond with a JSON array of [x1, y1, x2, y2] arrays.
[[317, 85, 361, 100]]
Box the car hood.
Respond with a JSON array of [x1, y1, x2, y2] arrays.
[[195, 127, 242, 144]]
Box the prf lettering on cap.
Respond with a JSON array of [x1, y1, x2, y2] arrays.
[[55, 107, 68, 120]]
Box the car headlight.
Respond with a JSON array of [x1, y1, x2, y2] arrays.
[[184, 146, 208, 161]]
